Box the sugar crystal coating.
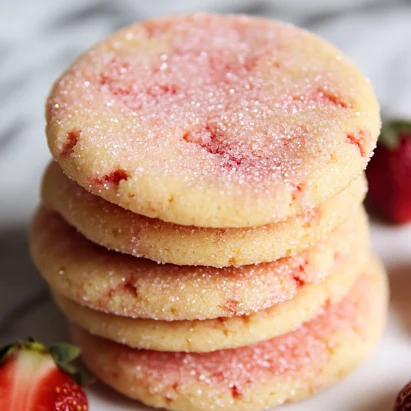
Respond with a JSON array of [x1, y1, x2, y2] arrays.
[[46, 13, 380, 227]]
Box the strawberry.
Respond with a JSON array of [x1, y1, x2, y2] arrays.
[[366, 120, 411, 224], [0, 338, 89, 411], [394, 380, 411, 410]]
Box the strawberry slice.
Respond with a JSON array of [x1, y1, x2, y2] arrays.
[[0, 338, 89, 411], [366, 120, 411, 224]]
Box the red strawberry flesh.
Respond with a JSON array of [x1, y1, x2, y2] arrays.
[[0, 340, 88, 411], [367, 122, 411, 224]]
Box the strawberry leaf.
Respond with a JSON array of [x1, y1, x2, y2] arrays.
[[50, 343, 81, 365], [50, 343, 93, 386], [380, 120, 411, 150], [0, 343, 15, 364]]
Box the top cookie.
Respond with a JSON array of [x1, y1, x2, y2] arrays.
[[46, 13, 380, 227]]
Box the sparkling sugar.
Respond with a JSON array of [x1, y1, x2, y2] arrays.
[[47, 14, 377, 192]]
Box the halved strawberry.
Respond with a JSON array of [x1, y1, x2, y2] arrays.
[[0, 338, 89, 411], [366, 120, 411, 224]]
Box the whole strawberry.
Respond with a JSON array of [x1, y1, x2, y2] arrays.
[[0, 338, 89, 411], [366, 120, 411, 224], [394, 380, 411, 411]]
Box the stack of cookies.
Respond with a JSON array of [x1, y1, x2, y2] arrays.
[[30, 14, 387, 411]]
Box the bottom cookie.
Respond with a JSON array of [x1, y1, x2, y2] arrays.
[[70, 256, 387, 411]]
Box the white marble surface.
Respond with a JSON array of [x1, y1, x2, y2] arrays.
[[1, 1, 411, 410]]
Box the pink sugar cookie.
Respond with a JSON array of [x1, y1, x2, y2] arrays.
[[30, 207, 368, 321], [71, 256, 387, 411], [54, 251, 361, 352], [42, 162, 367, 267], [46, 13, 380, 228]]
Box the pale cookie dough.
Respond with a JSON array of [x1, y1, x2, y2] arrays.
[[42, 162, 366, 266], [46, 13, 380, 228], [70, 256, 387, 411], [30, 207, 369, 320]]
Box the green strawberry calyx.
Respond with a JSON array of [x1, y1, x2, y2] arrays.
[[379, 120, 411, 150]]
